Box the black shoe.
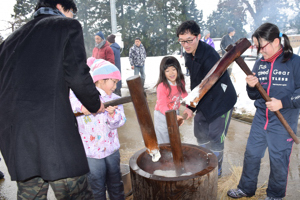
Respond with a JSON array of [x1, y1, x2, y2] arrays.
[[227, 188, 248, 198], [0, 171, 4, 179]]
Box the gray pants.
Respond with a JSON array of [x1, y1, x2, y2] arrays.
[[134, 65, 145, 87], [194, 109, 233, 176], [154, 110, 179, 144]]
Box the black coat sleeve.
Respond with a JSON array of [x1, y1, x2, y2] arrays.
[[63, 20, 100, 113]]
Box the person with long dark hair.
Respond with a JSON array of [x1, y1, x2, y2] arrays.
[[228, 23, 300, 200], [154, 56, 188, 144]]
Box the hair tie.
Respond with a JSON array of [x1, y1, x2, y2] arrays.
[[279, 32, 283, 37]]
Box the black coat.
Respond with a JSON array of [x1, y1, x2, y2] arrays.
[[220, 34, 236, 56], [185, 41, 237, 123], [0, 14, 100, 181]]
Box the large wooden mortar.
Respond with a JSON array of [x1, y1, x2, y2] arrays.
[[129, 143, 218, 200]]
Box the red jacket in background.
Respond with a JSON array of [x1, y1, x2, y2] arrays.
[[92, 41, 115, 64]]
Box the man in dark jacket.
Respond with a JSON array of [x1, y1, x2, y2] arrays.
[[220, 27, 236, 56], [220, 27, 237, 75], [107, 34, 122, 96], [177, 20, 237, 177], [0, 0, 104, 198]]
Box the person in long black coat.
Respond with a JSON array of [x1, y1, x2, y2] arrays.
[[0, 0, 104, 198]]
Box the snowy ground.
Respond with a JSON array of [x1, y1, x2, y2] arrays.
[[120, 55, 257, 116]]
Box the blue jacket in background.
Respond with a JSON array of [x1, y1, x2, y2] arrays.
[[110, 42, 122, 90]]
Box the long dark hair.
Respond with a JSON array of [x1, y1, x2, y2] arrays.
[[155, 56, 186, 96], [252, 22, 292, 63]]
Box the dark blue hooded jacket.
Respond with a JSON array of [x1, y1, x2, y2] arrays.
[[110, 42, 122, 89], [247, 52, 300, 134]]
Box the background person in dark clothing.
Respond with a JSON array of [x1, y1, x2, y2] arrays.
[[129, 37, 147, 89], [92, 31, 115, 64], [177, 20, 237, 177], [107, 34, 122, 96], [220, 26, 236, 55], [220, 26, 237, 75]]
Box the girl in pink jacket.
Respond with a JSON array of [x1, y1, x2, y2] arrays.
[[154, 56, 188, 144]]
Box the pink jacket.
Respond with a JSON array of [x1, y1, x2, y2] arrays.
[[70, 88, 126, 159], [155, 82, 188, 115]]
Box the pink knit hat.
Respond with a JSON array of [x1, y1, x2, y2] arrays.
[[87, 57, 121, 83], [87, 57, 96, 68]]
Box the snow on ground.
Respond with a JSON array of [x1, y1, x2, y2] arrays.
[[120, 55, 257, 116]]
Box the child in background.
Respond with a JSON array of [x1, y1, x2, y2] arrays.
[[154, 56, 188, 144], [201, 29, 215, 49], [70, 58, 126, 200], [227, 23, 300, 200]]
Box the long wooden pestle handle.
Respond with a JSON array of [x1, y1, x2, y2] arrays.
[[74, 92, 147, 117], [166, 110, 186, 176], [183, 38, 251, 108], [74, 96, 132, 117]]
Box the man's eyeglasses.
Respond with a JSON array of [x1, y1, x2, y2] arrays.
[[178, 36, 196, 45]]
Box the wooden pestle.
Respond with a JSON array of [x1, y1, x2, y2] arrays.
[[74, 96, 132, 117], [126, 75, 161, 161], [74, 92, 147, 117], [226, 44, 300, 144], [165, 110, 186, 176], [182, 38, 251, 108]]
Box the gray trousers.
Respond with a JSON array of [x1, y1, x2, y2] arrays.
[[134, 65, 145, 86], [194, 109, 233, 176], [154, 110, 179, 144]]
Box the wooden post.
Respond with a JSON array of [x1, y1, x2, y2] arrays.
[[165, 110, 185, 176], [126, 75, 160, 159]]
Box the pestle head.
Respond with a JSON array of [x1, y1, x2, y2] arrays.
[[181, 86, 200, 108], [149, 149, 161, 162]]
